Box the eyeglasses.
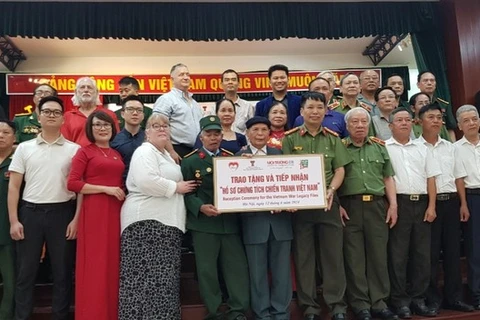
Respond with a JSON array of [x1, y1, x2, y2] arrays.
[[40, 109, 63, 117], [124, 107, 144, 114], [92, 123, 113, 130], [35, 90, 54, 97], [149, 123, 169, 131]]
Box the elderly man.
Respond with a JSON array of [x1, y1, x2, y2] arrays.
[[416, 104, 474, 313], [339, 107, 398, 320], [111, 95, 146, 181], [385, 74, 409, 110], [331, 73, 371, 115], [236, 116, 293, 320], [416, 71, 456, 141], [153, 63, 203, 162], [283, 92, 352, 320], [453, 105, 480, 310], [115, 76, 152, 129], [294, 77, 348, 138], [221, 69, 255, 134], [358, 70, 380, 112], [0, 120, 16, 320], [385, 109, 440, 319], [8, 96, 81, 320], [181, 116, 249, 320], [13, 83, 58, 143], [61, 77, 119, 147], [255, 64, 301, 129], [317, 71, 339, 104]]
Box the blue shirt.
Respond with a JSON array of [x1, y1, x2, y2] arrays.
[[293, 110, 348, 138], [153, 88, 203, 147], [111, 128, 146, 181]]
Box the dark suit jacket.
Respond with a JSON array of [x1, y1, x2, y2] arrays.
[[235, 146, 293, 245], [254, 93, 301, 129]]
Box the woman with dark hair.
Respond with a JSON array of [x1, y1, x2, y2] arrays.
[[194, 99, 247, 153], [267, 101, 288, 149], [67, 110, 125, 320]]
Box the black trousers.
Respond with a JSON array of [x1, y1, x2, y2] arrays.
[[466, 191, 480, 303], [388, 196, 430, 307], [15, 200, 76, 320], [426, 196, 463, 305]]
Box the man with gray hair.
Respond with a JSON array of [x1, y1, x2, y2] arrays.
[[153, 63, 203, 162], [61, 77, 119, 146], [339, 107, 398, 320], [453, 105, 480, 310]]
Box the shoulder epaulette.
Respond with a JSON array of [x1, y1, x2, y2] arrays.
[[323, 127, 339, 137], [436, 97, 449, 105], [284, 127, 300, 136], [369, 136, 385, 146], [183, 148, 198, 159], [14, 112, 32, 117], [359, 102, 372, 113], [220, 148, 233, 156], [328, 100, 340, 110]]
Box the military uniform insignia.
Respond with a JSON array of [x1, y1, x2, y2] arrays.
[[293, 146, 303, 151], [436, 97, 449, 105], [195, 170, 201, 179], [328, 100, 340, 110], [220, 148, 233, 156], [323, 127, 339, 137], [206, 167, 212, 173], [209, 116, 216, 122], [369, 136, 385, 146], [284, 127, 300, 136], [341, 138, 350, 146], [23, 126, 40, 134], [359, 102, 372, 113], [184, 149, 198, 159]]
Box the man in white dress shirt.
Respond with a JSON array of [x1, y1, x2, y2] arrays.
[[416, 104, 474, 313], [453, 104, 480, 311], [385, 108, 440, 319]]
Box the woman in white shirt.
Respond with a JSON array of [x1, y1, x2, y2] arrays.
[[118, 113, 196, 320]]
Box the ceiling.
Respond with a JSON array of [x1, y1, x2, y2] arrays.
[[1, 35, 416, 73]]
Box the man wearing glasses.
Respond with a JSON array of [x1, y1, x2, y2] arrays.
[[13, 84, 57, 143], [111, 95, 146, 181], [8, 96, 81, 320]]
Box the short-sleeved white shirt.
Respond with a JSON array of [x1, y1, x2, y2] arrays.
[[454, 135, 480, 189], [9, 134, 80, 203], [385, 137, 441, 194]]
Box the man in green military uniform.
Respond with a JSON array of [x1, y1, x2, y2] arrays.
[[409, 93, 451, 142], [416, 71, 456, 141], [115, 76, 152, 129], [283, 92, 352, 320], [0, 120, 16, 320], [331, 73, 373, 115], [338, 107, 399, 320], [181, 115, 249, 320], [13, 84, 57, 143]]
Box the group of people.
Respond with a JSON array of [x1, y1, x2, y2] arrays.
[[0, 62, 479, 320]]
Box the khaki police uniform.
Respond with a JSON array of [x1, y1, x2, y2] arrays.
[[339, 136, 394, 314]]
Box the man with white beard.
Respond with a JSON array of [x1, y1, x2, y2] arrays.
[[61, 77, 119, 146]]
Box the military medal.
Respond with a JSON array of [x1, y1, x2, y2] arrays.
[[195, 170, 201, 179]]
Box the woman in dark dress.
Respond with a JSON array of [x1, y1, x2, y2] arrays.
[[195, 99, 247, 153], [68, 111, 124, 320]]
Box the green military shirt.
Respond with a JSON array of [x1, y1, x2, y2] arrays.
[[181, 147, 240, 234], [329, 98, 372, 115], [13, 112, 41, 143], [115, 106, 153, 130], [282, 126, 352, 186], [433, 96, 456, 130], [339, 137, 394, 197], [412, 119, 451, 142], [0, 152, 13, 245]]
